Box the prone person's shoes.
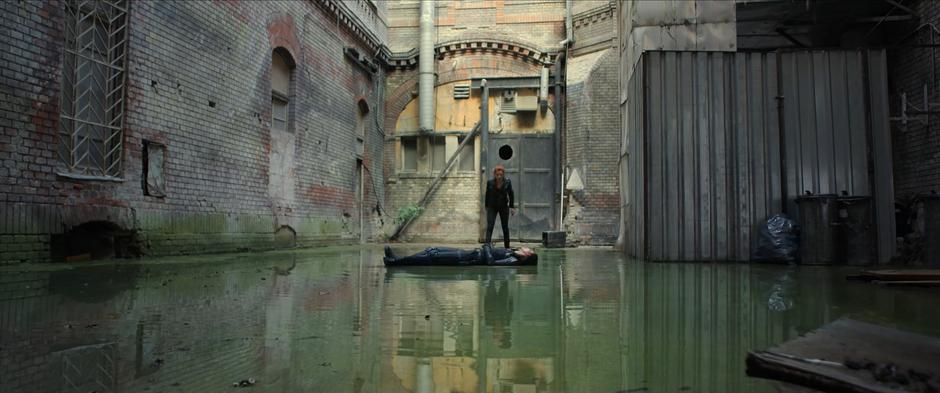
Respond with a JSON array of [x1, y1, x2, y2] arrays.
[[383, 246, 397, 265]]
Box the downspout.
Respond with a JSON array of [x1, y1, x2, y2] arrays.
[[481, 79, 490, 171], [564, 0, 575, 46], [419, 0, 436, 132], [480, 80, 490, 241], [539, 66, 549, 110], [554, 54, 565, 231], [555, 0, 572, 231]]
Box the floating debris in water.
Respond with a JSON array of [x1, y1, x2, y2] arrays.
[[233, 378, 256, 387]]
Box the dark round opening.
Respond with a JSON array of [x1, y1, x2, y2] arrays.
[[499, 144, 514, 160]]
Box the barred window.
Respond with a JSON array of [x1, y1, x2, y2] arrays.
[[58, 0, 129, 178]]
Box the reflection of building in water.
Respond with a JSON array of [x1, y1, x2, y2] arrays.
[[381, 271, 558, 393], [262, 256, 296, 389], [621, 263, 850, 393]]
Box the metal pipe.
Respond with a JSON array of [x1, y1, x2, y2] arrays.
[[419, 0, 436, 132], [539, 66, 549, 106], [554, 55, 565, 231], [565, 0, 574, 45], [481, 79, 489, 173], [480, 80, 490, 243]]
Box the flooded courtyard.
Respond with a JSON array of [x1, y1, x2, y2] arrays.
[[2, 246, 939, 393]]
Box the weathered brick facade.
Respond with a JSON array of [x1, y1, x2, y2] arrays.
[[563, 2, 620, 246], [0, 0, 389, 264], [1, 0, 634, 260], [383, 0, 566, 243], [889, 0, 940, 198]]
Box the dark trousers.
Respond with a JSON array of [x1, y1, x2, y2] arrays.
[[389, 247, 480, 266], [485, 206, 511, 248]]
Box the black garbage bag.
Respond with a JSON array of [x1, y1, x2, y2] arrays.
[[754, 214, 799, 263]]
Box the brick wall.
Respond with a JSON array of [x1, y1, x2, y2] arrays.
[[889, 0, 940, 198], [0, 0, 388, 264], [571, 1, 616, 57], [387, 174, 481, 242], [387, 0, 566, 53], [564, 50, 620, 245]]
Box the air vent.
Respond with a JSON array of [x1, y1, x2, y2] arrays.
[[500, 89, 516, 113], [453, 84, 470, 99]]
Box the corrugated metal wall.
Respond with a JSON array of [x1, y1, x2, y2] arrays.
[[625, 50, 895, 262]]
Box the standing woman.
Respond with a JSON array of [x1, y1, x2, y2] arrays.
[[485, 164, 515, 248]]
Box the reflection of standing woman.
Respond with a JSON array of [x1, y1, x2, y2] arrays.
[[485, 164, 515, 248]]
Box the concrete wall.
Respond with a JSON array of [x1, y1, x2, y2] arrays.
[[889, 0, 940, 198], [0, 0, 388, 264]]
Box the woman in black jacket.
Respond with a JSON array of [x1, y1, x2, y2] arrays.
[[485, 164, 515, 248]]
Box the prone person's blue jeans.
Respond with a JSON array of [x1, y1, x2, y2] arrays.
[[388, 247, 481, 266]]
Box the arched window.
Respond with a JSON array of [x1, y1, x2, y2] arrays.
[[271, 48, 294, 132]]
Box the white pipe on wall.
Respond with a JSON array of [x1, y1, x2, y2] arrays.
[[418, 0, 436, 132]]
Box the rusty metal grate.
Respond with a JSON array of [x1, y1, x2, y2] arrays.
[[58, 0, 130, 178]]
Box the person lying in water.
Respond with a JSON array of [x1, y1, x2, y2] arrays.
[[383, 244, 537, 266]]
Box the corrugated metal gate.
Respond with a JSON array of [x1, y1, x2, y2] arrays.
[[626, 50, 895, 263], [488, 134, 556, 242]]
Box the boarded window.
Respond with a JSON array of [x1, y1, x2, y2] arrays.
[[430, 135, 446, 172], [143, 141, 166, 197], [272, 97, 288, 132], [458, 135, 475, 172], [271, 49, 293, 133], [58, 0, 130, 177], [401, 136, 417, 172]]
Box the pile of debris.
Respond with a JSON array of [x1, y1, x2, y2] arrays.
[[747, 319, 940, 393]]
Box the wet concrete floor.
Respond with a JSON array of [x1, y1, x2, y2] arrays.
[[2, 245, 939, 393]]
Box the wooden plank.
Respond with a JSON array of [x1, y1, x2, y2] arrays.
[[746, 319, 940, 393], [853, 269, 940, 282], [873, 280, 940, 287], [748, 351, 900, 393]]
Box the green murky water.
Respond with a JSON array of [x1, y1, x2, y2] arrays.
[[2, 246, 939, 393]]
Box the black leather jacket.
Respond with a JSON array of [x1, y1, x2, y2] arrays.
[[485, 178, 514, 209]]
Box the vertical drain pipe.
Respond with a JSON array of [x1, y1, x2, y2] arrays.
[[480, 80, 490, 242], [539, 66, 549, 110], [565, 0, 574, 46], [419, 0, 436, 132], [554, 54, 565, 231], [555, 0, 572, 231], [481, 79, 489, 172]]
